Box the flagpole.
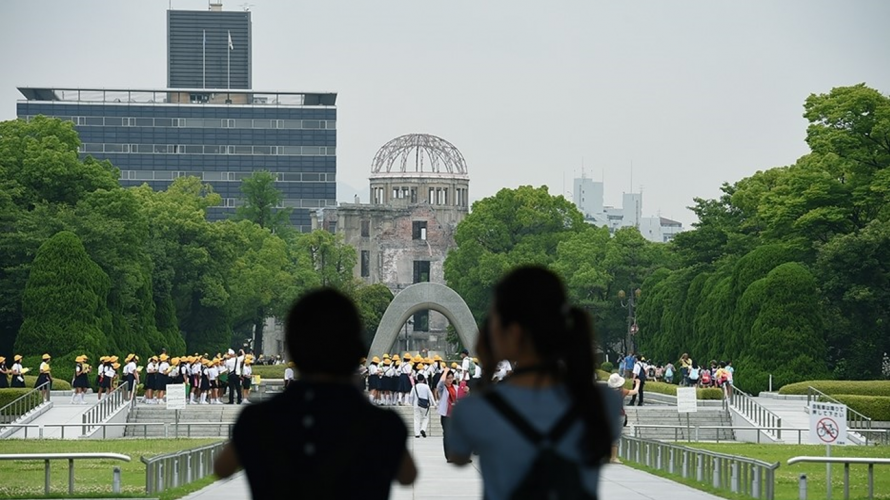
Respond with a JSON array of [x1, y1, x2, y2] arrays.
[[227, 31, 231, 90]]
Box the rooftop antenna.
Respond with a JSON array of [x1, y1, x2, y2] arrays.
[[240, 3, 254, 11]]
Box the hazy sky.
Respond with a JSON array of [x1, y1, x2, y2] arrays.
[[1, 1, 888, 227]]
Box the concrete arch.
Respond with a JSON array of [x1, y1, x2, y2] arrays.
[[369, 282, 478, 357]]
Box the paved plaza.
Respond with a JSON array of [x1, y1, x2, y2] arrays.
[[182, 437, 726, 499]]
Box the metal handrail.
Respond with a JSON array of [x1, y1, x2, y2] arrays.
[[806, 386, 873, 430], [619, 435, 779, 499], [141, 441, 226, 494], [82, 382, 130, 435], [0, 382, 50, 434], [788, 457, 890, 500], [727, 387, 783, 440], [631, 424, 812, 444], [0, 453, 130, 495], [4, 421, 236, 439]]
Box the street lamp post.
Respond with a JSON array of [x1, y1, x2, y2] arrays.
[[619, 288, 642, 354], [403, 319, 414, 352]]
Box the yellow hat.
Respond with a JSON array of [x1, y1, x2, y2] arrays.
[[171, 357, 180, 365], [112, 362, 121, 370], [417, 363, 425, 370], [125, 354, 135, 362], [451, 362, 458, 369], [287, 361, 295, 368], [14, 354, 23, 362], [150, 355, 158, 362], [383, 353, 390, 359], [383, 358, 392, 365], [75, 355, 85, 363], [159, 354, 168, 361], [42, 353, 51, 360], [433, 355, 442, 361], [244, 358, 253, 365], [424, 358, 432, 364], [371, 357, 380, 363], [403, 353, 412, 360], [413, 355, 422, 363], [0, 356, 6, 363], [472, 357, 479, 363], [109, 356, 119, 363], [395, 358, 401, 366]]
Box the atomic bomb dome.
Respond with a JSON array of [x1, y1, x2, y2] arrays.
[[369, 134, 469, 209], [371, 134, 469, 177]]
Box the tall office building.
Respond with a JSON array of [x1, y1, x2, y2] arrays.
[[168, 5, 251, 90], [17, 88, 337, 230]]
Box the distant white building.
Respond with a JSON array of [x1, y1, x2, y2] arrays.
[[572, 177, 683, 243]]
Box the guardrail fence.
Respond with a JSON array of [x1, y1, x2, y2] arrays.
[[619, 435, 778, 499], [0, 382, 50, 425], [727, 387, 783, 440], [789, 456, 890, 500], [806, 386, 873, 432], [81, 383, 131, 436], [4, 421, 236, 439], [0, 453, 130, 495], [142, 441, 226, 494]]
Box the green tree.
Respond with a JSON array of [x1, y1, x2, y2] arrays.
[[353, 283, 394, 350], [234, 170, 292, 235], [295, 230, 357, 290], [15, 231, 112, 357], [445, 186, 586, 320]]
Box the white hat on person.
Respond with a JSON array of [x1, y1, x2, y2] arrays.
[[607, 373, 626, 389], [227, 349, 235, 356]]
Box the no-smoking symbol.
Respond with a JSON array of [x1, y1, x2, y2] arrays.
[[816, 417, 839, 443]]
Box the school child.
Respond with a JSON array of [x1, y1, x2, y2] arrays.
[[383, 357, 396, 406], [191, 356, 204, 404], [398, 354, 413, 405], [71, 355, 91, 404], [218, 356, 229, 401], [368, 357, 380, 404], [241, 355, 253, 404], [0, 356, 8, 389], [123, 354, 139, 401], [207, 358, 220, 404], [144, 356, 158, 404], [102, 360, 117, 397], [36, 354, 53, 401], [197, 358, 210, 404], [10, 355, 25, 388], [157, 354, 170, 403]]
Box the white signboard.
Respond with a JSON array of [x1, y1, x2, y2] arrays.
[[677, 387, 698, 413], [809, 402, 847, 445], [166, 384, 186, 410]]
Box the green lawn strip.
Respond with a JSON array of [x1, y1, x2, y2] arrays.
[[688, 443, 890, 500], [0, 439, 222, 498], [779, 381, 890, 397]]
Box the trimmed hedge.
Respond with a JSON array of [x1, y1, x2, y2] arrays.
[[21, 375, 72, 391], [0, 389, 34, 409], [600, 361, 614, 373], [596, 370, 723, 400], [250, 365, 286, 380], [830, 395, 890, 421], [778, 380, 890, 397]]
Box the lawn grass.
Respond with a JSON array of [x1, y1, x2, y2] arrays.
[[0, 439, 222, 498], [631, 442, 890, 500]]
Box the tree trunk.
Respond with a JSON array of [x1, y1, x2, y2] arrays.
[[253, 307, 265, 355]]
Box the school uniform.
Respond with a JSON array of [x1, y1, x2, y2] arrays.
[[384, 365, 396, 393], [35, 361, 52, 388], [398, 362, 412, 393], [124, 361, 138, 391], [10, 362, 25, 388], [200, 365, 211, 391], [103, 364, 116, 389], [242, 364, 253, 390], [0, 363, 8, 388], [368, 363, 379, 391], [146, 362, 158, 391], [73, 363, 90, 388], [157, 362, 170, 391]]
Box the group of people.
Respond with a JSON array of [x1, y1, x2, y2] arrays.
[[0, 349, 259, 406], [0, 353, 53, 401], [363, 350, 482, 407], [214, 266, 623, 500], [619, 352, 736, 405]]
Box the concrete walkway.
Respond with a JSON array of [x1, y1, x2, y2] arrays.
[[182, 437, 725, 499], [6, 393, 99, 439]]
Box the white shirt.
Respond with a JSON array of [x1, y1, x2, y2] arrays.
[[207, 366, 218, 380], [242, 365, 252, 377], [473, 364, 482, 379], [147, 362, 157, 374], [11, 362, 22, 375], [75, 363, 83, 374], [168, 365, 179, 378], [104, 366, 116, 378], [181, 364, 191, 377], [158, 362, 170, 375], [124, 361, 136, 376], [401, 363, 412, 375], [494, 360, 512, 381], [285, 367, 295, 381], [224, 357, 236, 374], [412, 382, 435, 408], [366, 365, 377, 377], [235, 356, 244, 376]]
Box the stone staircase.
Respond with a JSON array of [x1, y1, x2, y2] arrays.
[[125, 401, 443, 438], [625, 406, 735, 441]]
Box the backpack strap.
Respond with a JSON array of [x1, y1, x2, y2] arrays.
[[485, 391, 578, 447]]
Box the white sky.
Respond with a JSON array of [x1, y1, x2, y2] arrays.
[[1, 0, 888, 227]]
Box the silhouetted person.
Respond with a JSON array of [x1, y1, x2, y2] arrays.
[[447, 266, 621, 499], [214, 288, 416, 499]]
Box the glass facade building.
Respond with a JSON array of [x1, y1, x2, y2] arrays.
[[168, 9, 251, 90], [17, 87, 337, 231]]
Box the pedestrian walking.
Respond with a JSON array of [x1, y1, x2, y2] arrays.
[[412, 374, 436, 438]]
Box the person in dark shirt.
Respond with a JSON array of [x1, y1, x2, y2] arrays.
[[214, 288, 417, 499]]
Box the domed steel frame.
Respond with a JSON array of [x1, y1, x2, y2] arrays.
[[371, 134, 468, 175]]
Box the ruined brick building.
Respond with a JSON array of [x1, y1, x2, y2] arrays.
[[312, 134, 469, 353]]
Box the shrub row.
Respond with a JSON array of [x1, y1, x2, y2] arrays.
[[595, 369, 723, 400], [0, 389, 35, 409], [778, 380, 890, 397], [829, 395, 890, 421]]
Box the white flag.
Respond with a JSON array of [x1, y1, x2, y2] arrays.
[[228, 31, 233, 50]]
